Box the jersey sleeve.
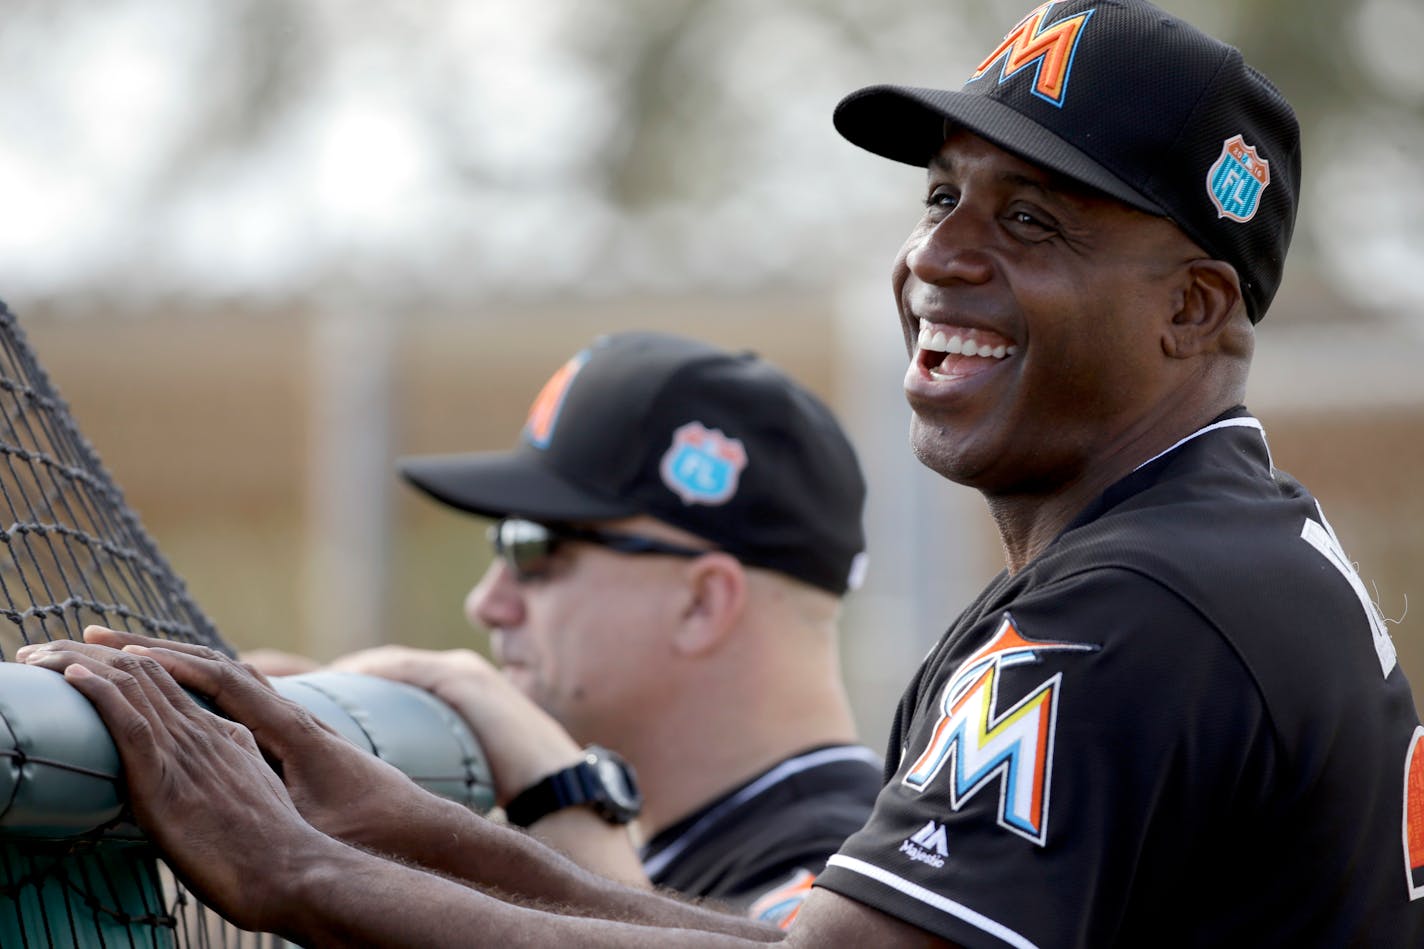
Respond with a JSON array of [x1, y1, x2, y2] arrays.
[[814, 568, 1270, 949]]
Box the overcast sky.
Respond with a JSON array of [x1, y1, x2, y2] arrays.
[[0, 0, 1419, 322]]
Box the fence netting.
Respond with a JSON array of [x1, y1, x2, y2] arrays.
[[0, 300, 292, 947]]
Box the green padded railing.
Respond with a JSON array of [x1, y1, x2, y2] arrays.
[[0, 663, 495, 946]]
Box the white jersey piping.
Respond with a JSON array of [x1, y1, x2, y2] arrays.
[[824, 855, 1041, 949], [640, 744, 882, 879], [1131, 415, 1270, 473]]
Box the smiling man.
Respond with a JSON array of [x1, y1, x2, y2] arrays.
[[815, 0, 1423, 944], [20, 1, 1424, 947]]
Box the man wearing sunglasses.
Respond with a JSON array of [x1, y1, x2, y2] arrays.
[[333, 330, 881, 923]]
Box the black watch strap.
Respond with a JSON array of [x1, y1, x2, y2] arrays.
[[503, 772, 566, 827], [504, 746, 642, 828]]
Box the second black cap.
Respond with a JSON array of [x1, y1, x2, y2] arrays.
[[400, 332, 869, 595]]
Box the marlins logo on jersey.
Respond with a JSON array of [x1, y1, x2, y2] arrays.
[[967, 0, 1096, 107], [902, 614, 1096, 846], [1406, 726, 1424, 899]]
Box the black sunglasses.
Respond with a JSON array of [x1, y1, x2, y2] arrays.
[[488, 517, 713, 581]]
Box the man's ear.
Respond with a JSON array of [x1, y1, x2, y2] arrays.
[[1164, 259, 1244, 358], [672, 553, 746, 657]]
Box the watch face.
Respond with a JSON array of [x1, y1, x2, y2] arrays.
[[593, 757, 638, 809], [586, 747, 642, 821]]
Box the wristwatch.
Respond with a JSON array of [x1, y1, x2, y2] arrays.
[[503, 745, 643, 827]]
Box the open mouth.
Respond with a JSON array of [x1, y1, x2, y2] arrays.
[[915, 320, 1018, 378]]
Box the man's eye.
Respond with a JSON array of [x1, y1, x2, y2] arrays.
[[1009, 209, 1057, 234], [924, 190, 957, 211]]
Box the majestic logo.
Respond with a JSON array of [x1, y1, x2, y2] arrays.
[[899, 820, 950, 869], [1206, 134, 1271, 223], [902, 614, 1097, 846], [659, 421, 748, 506], [968, 1, 1096, 107], [1405, 726, 1424, 900], [748, 868, 816, 930], [522, 350, 590, 449]]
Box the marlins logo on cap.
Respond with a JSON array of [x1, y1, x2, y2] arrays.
[[967, 1, 1095, 107], [523, 350, 590, 449]]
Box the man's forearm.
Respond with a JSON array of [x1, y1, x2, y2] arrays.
[[346, 790, 777, 940], [523, 807, 653, 887], [281, 831, 777, 948]]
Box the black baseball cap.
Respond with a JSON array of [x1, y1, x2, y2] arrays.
[[399, 332, 869, 595], [833, 0, 1300, 323]]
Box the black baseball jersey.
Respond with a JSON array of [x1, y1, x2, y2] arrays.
[[639, 743, 882, 926], [816, 410, 1424, 948]]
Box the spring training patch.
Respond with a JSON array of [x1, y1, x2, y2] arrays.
[[1207, 134, 1270, 223], [902, 613, 1097, 847], [967, 0, 1096, 107], [522, 349, 591, 450], [659, 421, 747, 506]]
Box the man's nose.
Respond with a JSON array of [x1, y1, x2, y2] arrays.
[[903, 206, 995, 287], [465, 559, 524, 631]]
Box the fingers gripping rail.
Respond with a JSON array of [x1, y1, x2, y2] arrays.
[[0, 663, 496, 838]]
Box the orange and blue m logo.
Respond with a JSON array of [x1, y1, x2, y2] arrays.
[[969, 1, 1096, 107], [523, 350, 591, 449], [902, 615, 1096, 846]]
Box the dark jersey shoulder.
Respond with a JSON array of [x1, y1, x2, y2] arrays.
[[818, 417, 1424, 948], [640, 744, 881, 916], [1050, 415, 1403, 733]]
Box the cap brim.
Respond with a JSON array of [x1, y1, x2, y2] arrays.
[[398, 451, 639, 523], [833, 84, 1164, 216]]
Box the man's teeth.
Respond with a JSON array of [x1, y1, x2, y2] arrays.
[[917, 322, 1017, 359]]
